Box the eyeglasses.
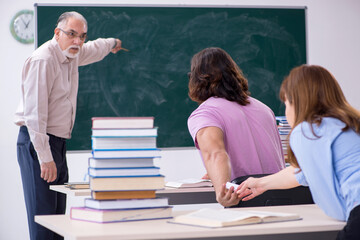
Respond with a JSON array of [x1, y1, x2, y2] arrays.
[[59, 28, 87, 41]]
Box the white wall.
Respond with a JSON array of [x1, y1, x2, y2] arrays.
[[1, 0, 359, 239]]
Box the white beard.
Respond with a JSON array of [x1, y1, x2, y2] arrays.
[[62, 45, 80, 58]]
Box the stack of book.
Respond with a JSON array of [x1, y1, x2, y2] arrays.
[[275, 116, 291, 161], [70, 117, 172, 223]]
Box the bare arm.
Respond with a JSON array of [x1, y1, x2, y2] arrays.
[[196, 126, 240, 207], [236, 166, 300, 201]]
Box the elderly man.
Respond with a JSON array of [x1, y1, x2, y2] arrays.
[[14, 11, 124, 240]]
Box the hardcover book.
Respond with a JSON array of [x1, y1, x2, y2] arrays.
[[71, 206, 172, 223], [88, 157, 155, 168], [92, 127, 158, 137], [92, 117, 154, 129], [65, 182, 90, 189], [91, 190, 156, 200], [91, 136, 157, 150], [90, 175, 165, 191], [84, 197, 169, 210], [92, 149, 161, 159], [88, 167, 161, 177]]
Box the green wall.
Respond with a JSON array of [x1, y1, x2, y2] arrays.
[[36, 5, 307, 150]]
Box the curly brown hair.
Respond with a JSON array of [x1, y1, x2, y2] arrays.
[[188, 47, 250, 105]]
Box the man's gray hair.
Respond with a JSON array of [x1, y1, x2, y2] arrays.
[[57, 11, 88, 29]]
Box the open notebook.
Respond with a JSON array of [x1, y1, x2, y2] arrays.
[[165, 178, 213, 188]]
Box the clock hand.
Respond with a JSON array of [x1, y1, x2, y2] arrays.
[[21, 17, 27, 27]]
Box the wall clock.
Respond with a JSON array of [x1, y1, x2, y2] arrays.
[[10, 9, 34, 44]]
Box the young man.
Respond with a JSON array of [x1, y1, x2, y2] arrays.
[[187, 47, 285, 207]]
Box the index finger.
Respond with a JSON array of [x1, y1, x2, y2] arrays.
[[236, 181, 249, 195]]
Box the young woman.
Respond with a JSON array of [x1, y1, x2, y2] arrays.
[[237, 65, 360, 239], [187, 47, 285, 207]]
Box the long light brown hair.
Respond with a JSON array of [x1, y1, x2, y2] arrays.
[[279, 64, 360, 167]]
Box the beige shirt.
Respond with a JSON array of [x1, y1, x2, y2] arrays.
[[15, 37, 116, 163]]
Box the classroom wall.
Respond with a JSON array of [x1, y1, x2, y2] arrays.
[[1, 0, 359, 239]]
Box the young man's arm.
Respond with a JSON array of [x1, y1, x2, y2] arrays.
[[196, 126, 240, 207]]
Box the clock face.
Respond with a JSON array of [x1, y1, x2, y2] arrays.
[[10, 10, 34, 44]]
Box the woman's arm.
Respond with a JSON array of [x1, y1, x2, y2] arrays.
[[236, 166, 300, 201]]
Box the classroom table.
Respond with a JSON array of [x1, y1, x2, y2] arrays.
[[35, 204, 344, 240], [50, 185, 216, 205]]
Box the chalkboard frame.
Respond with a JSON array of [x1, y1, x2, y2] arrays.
[[34, 4, 307, 151]]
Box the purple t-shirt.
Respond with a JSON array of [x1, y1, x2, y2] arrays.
[[188, 97, 285, 180]]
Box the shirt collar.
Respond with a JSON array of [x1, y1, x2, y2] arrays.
[[50, 37, 70, 64]]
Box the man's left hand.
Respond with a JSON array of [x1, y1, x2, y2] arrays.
[[40, 161, 57, 183]]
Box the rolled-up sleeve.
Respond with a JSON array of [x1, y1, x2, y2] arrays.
[[294, 168, 309, 186]]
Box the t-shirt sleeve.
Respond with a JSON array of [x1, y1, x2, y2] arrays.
[[187, 105, 223, 149]]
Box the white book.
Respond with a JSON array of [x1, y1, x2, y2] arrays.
[[170, 208, 301, 228], [84, 197, 169, 210], [89, 157, 155, 168], [92, 117, 154, 129], [92, 137, 156, 150], [165, 178, 213, 188], [92, 128, 158, 137], [92, 149, 161, 159], [88, 167, 160, 177], [279, 134, 289, 140]]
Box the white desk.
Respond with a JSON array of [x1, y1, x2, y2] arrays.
[[35, 204, 344, 240], [50, 185, 216, 205]]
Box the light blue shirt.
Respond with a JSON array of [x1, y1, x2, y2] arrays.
[[291, 117, 360, 221]]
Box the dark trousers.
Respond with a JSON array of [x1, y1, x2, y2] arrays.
[[337, 205, 360, 240], [228, 174, 314, 208], [17, 126, 68, 240]]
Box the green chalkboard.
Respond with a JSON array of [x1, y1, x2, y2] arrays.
[[35, 5, 307, 150]]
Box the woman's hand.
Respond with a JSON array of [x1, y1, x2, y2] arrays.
[[236, 177, 266, 201]]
